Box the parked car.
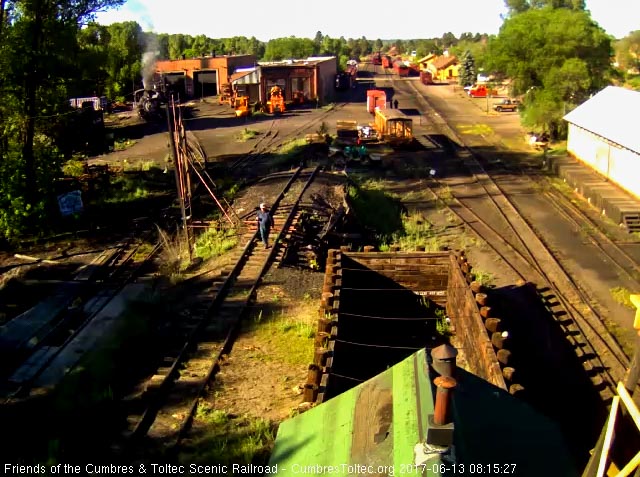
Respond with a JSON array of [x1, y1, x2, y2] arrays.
[[493, 98, 520, 112]]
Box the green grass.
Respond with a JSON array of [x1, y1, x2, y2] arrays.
[[473, 269, 495, 287], [270, 138, 309, 168], [114, 138, 136, 151], [457, 123, 494, 136], [194, 225, 238, 261], [236, 128, 259, 142], [180, 403, 276, 468], [62, 159, 85, 177], [610, 286, 635, 309], [347, 181, 404, 240], [249, 310, 315, 367]]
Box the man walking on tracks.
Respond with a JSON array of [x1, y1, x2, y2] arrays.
[[257, 203, 274, 249]]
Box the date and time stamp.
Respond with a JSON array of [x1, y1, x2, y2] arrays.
[[288, 463, 518, 475]]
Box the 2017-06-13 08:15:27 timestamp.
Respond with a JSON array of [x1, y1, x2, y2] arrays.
[[416, 463, 518, 474]]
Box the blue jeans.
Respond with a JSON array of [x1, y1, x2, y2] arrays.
[[259, 226, 270, 247]]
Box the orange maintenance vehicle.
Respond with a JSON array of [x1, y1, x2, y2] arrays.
[[235, 96, 251, 117], [267, 85, 285, 114]]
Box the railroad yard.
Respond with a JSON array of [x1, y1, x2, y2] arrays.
[[1, 60, 640, 472]]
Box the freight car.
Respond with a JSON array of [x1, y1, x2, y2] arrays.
[[372, 52, 382, 65], [382, 55, 392, 68], [373, 108, 413, 146], [366, 90, 387, 113], [393, 61, 409, 77], [420, 71, 433, 85]]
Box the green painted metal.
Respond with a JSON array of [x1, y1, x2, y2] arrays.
[[269, 349, 440, 476], [269, 348, 578, 477]]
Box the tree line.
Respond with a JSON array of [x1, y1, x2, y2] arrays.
[[76, 26, 488, 101], [0, 0, 637, 241]]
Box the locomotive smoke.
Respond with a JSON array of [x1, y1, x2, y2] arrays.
[[141, 28, 159, 90], [142, 50, 158, 90]]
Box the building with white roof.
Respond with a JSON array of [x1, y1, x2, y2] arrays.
[[563, 86, 640, 199]]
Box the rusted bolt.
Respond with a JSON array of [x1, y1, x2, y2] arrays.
[[415, 245, 426, 252], [363, 245, 375, 252], [433, 376, 457, 425], [340, 245, 351, 252]]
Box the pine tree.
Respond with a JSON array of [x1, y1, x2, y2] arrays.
[[459, 50, 476, 87]]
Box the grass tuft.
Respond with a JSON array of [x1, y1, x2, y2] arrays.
[[194, 225, 238, 261], [610, 286, 635, 309]]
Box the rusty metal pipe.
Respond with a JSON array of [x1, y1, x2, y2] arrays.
[[433, 376, 457, 425]]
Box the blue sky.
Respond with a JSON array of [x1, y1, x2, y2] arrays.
[[94, 0, 639, 40]]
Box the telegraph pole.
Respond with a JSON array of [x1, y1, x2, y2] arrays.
[[166, 97, 192, 262]]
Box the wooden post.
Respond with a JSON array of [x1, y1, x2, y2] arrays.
[[470, 281, 484, 294], [416, 245, 426, 252], [390, 245, 401, 252], [307, 364, 321, 385], [624, 332, 640, 401], [497, 349, 512, 366], [480, 306, 493, 319], [509, 384, 525, 397], [485, 318, 502, 333], [303, 383, 318, 402], [491, 331, 509, 350], [475, 293, 488, 306], [314, 348, 329, 367], [503, 367, 516, 382], [314, 331, 330, 347], [363, 245, 375, 252]]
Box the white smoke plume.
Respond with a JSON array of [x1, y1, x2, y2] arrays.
[[142, 49, 159, 90]]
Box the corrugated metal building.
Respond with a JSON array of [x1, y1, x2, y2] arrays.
[[154, 54, 256, 99], [564, 86, 640, 199]]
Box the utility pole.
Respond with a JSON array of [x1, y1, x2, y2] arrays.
[[165, 98, 192, 262]]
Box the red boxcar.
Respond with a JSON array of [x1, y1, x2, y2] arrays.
[[420, 71, 433, 85], [382, 55, 392, 68], [367, 89, 387, 113], [393, 61, 409, 77], [372, 52, 382, 65]]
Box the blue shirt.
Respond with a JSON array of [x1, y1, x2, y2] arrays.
[[257, 209, 273, 229]]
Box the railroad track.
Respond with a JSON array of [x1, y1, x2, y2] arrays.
[[392, 78, 632, 401], [116, 165, 321, 459], [227, 60, 379, 173], [229, 102, 347, 172], [541, 187, 640, 284], [1, 233, 161, 399]]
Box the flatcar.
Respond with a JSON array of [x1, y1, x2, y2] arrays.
[[373, 108, 413, 145]]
